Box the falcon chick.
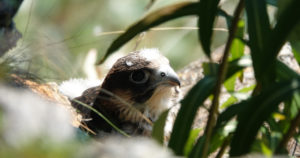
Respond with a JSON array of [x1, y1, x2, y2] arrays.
[[72, 48, 180, 136]]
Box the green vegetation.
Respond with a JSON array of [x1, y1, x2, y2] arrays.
[[1, 0, 300, 157], [106, 0, 300, 157]]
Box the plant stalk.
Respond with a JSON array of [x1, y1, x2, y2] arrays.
[[201, 0, 245, 157]]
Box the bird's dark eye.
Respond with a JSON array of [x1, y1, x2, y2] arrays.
[[160, 72, 166, 77], [129, 70, 149, 84]]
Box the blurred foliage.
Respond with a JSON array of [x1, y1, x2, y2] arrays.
[[0, 139, 79, 158], [2, 0, 300, 157]]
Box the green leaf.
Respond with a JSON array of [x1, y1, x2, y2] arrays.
[[184, 128, 202, 156], [216, 102, 244, 129], [169, 56, 250, 156], [152, 109, 169, 144], [290, 92, 300, 119], [209, 121, 236, 154], [229, 20, 245, 61], [291, 42, 300, 65], [267, 0, 300, 63], [239, 84, 256, 93], [256, 0, 300, 85], [224, 73, 238, 92], [220, 95, 238, 109], [100, 2, 200, 63], [230, 39, 245, 61], [276, 59, 300, 81], [189, 136, 206, 158], [245, 0, 271, 83], [202, 62, 218, 76], [203, 55, 251, 79], [168, 76, 216, 155], [226, 55, 252, 79], [216, 59, 298, 130], [230, 79, 300, 156], [261, 142, 273, 157], [198, 0, 221, 58]]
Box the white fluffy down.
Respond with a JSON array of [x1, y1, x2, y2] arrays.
[[0, 85, 75, 147], [139, 48, 161, 61], [79, 137, 175, 158], [59, 78, 102, 99]]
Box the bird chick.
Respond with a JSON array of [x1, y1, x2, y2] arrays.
[[72, 48, 180, 137]]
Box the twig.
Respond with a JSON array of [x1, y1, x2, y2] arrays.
[[201, 0, 245, 157], [79, 123, 97, 135], [276, 111, 300, 154]]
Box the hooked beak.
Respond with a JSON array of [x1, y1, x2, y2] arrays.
[[156, 65, 181, 87], [165, 73, 181, 87]]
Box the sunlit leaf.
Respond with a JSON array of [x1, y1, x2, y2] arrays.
[[189, 136, 206, 158], [224, 73, 238, 92], [272, 112, 286, 121], [261, 142, 272, 157], [229, 20, 245, 61], [220, 95, 238, 109], [184, 128, 202, 156], [239, 85, 256, 93]]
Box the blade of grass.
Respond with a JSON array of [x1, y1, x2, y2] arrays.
[[100, 2, 200, 64], [72, 99, 130, 137]]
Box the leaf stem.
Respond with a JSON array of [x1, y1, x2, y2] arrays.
[[201, 0, 245, 157]]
